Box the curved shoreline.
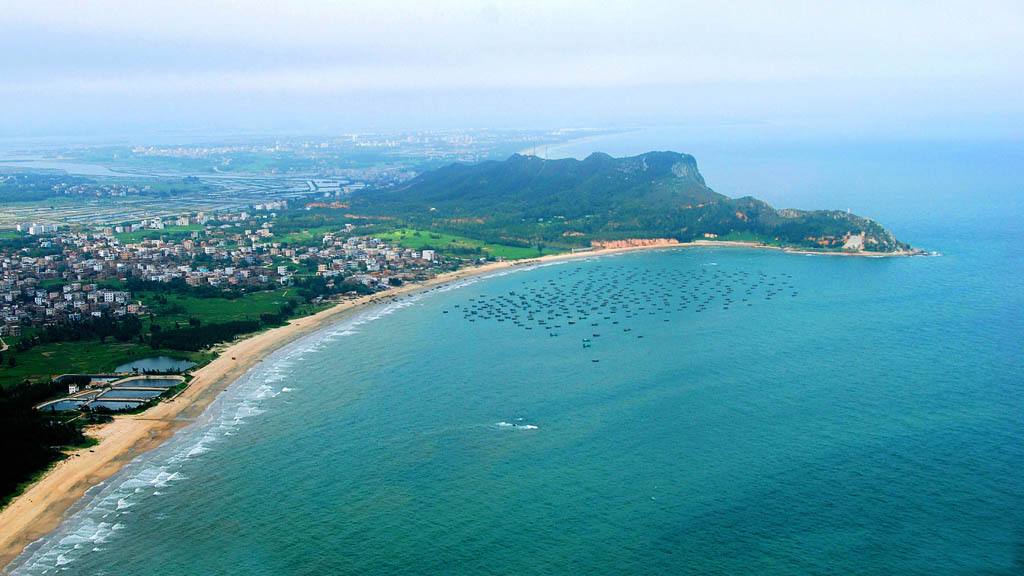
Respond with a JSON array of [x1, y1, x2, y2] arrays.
[[0, 240, 909, 571]]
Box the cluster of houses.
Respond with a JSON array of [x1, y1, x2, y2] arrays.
[[0, 281, 136, 336], [1, 208, 450, 335], [109, 211, 242, 235], [305, 235, 439, 287]]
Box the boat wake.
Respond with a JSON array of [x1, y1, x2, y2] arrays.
[[496, 421, 539, 431]]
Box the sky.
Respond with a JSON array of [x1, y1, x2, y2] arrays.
[[1, 0, 1022, 140]]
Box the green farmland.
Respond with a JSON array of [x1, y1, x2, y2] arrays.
[[137, 288, 299, 328], [378, 228, 560, 260], [115, 224, 204, 244]]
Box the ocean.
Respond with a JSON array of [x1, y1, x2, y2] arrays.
[[10, 132, 1023, 575]]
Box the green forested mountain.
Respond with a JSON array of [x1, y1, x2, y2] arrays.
[[353, 151, 912, 253]]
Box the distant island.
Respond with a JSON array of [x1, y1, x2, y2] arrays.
[[355, 151, 917, 255]]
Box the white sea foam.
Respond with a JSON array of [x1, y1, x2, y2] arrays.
[[496, 421, 538, 430]]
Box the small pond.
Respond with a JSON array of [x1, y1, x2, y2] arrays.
[[114, 356, 196, 373]]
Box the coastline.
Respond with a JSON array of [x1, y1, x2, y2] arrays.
[[0, 239, 909, 570], [685, 240, 924, 257]]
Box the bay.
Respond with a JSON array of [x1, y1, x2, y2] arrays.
[[12, 135, 1023, 575]]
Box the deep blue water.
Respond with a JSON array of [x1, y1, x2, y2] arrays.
[[11, 135, 1023, 575]]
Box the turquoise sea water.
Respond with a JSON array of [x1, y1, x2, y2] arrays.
[[11, 136, 1023, 575]]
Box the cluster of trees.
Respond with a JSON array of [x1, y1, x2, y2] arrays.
[[0, 236, 64, 259], [0, 173, 93, 203], [294, 276, 374, 301], [13, 316, 144, 355], [0, 380, 90, 504], [149, 319, 260, 351], [0, 236, 37, 252], [258, 298, 298, 326]]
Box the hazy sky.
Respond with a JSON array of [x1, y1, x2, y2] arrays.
[[2, 0, 1022, 139]]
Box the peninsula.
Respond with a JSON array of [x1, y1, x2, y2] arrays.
[[354, 151, 917, 255]]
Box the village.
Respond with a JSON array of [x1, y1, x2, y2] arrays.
[[1, 205, 447, 338]]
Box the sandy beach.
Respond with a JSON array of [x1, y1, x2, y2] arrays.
[[0, 240, 909, 570]]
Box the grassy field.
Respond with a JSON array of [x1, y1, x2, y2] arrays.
[[378, 228, 560, 260], [0, 340, 211, 388], [138, 288, 299, 328], [277, 225, 337, 245], [38, 278, 66, 290], [272, 257, 319, 276], [115, 224, 204, 243]]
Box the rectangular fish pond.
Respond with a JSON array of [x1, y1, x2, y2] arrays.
[[97, 388, 165, 399], [36, 376, 185, 412], [87, 399, 147, 411], [38, 399, 88, 412], [111, 377, 183, 389]]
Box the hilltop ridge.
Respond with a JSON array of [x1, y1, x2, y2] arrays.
[[354, 151, 913, 254]]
